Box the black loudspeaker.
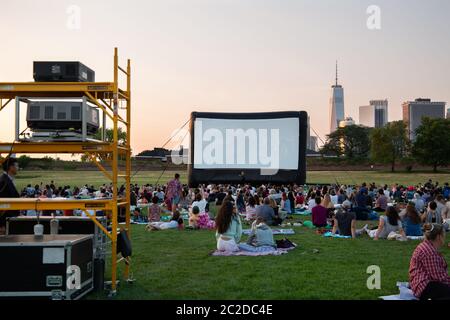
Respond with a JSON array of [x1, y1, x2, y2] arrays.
[[33, 61, 95, 82]]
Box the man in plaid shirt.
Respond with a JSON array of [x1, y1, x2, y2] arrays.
[[409, 223, 450, 300]]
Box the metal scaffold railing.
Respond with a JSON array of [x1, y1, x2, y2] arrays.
[[0, 47, 132, 297]]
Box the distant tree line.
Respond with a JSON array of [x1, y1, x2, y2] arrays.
[[320, 117, 450, 172]]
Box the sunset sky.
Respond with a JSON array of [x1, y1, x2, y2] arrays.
[[1, 0, 449, 155]]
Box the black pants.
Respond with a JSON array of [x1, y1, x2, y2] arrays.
[[420, 281, 450, 301], [271, 218, 283, 226]]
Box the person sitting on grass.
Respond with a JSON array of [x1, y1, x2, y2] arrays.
[[133, 207, 142, 222], [236, 190, 246, 214], [409, 223, 450, 300], [148, 196, 162, 222], [422, 201, 442, 224], [188, 206, 201, 229], [332, 200, 358, 238], [295, 192, 305, 208], [374, 189, 389, 212], [192, 192, 208, 213], [281, 192, 291, 214], [413, 192, 426, 213], [256, 197, 282, 226], [147, 210, 183, 231], [246, 216, 276, 248], [365, 206, 406, 240], [402, 203, 423, 237], [312, 196, 328, 230], [245, 196, 257, 221], [215, 201, 242, 252]]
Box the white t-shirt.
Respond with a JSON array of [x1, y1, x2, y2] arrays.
[[307, 198, 317, 210], [330, 195, 338, 205], [192, 199, 207, 213]]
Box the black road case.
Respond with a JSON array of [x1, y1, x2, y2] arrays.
[[33, 61, 95, 82], [6, 216, 106, 259], [0, 235, 94, 300]]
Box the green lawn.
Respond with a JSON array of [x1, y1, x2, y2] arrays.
[[11, 170, 450, 300], [14, 170, 450, 190], [91, 214, 450, 300]]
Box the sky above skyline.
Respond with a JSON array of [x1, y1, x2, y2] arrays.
[[1, 0, 449, 155]]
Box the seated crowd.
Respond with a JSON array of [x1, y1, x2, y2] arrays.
[[3, 165, 450, 300]]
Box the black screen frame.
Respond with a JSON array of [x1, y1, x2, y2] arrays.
[[188, 111, 308, 187]]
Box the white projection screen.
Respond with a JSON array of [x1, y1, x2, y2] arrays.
[[188, 111, 308, 187]]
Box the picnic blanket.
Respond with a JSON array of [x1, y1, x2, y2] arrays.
[[242, 229, 295, 236], [407, 236, 424, 241], [323, 232, 352, 239], [211, 244, 296, 256], [380, 282, 418, 301], [293, 209, 312, 216]]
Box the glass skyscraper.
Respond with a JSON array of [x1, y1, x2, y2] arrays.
[[329, 62, 345, 133]]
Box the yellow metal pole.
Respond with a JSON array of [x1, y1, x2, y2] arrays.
[[124, 58, 132, 280], [110, 47, 119, 294], [86, 153, 113, 181], [81, 209, 113, 240]]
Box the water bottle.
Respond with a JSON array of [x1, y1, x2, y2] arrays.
[[50, 214, 59, 235], [34, 223, 44, 237]]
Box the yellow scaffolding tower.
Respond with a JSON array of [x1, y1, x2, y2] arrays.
[[0, 48, 132, 297]]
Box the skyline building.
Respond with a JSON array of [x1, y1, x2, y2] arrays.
[[308, 136, 318, 152], [402, 98, 446, 141], [359, 99, 388, 128], [329, 61, 345, 133]]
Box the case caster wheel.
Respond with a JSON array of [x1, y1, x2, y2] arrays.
[[127, 278, 135, 284], [107, 290, 117, 299]]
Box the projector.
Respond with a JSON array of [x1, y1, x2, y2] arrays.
[[26, 101, 99, 135], [33, 61, 95, 82]]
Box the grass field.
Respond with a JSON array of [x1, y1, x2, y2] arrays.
[[14, 170, 450, 190], [90, 214, 450, 300], [11, 170, 450, 300]]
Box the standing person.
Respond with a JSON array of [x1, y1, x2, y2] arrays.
[[0, 158, 20, 234], [215, 201, 242, 252], [436, 195, 449, 224], [409, 223, 450, 300], [166, 173, 182, 213]]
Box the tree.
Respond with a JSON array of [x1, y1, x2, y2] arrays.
[[93, 127, 127, 146], [370, 121, 409, 172], [320, 125, 372, 159], [412, 117, 450, 172], [17, 155, 32, 169], [80, 127, 128, 162]]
